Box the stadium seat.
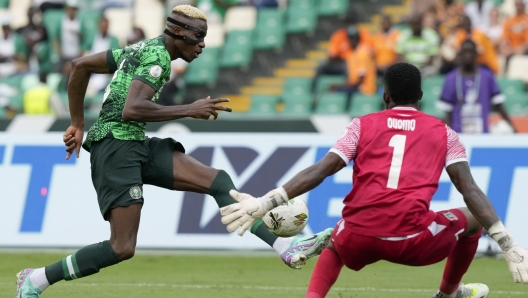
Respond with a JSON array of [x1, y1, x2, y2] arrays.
[[350, 94, 382, 117], [79, 10, 103, 51], [282, 91, 312, 113], [253, 28, 285, 50], [133, 0, 164, 39], [288, 0, 316, 10], [421, 99, 444, 118], [8, 0, 30, 29], [507, 55, 528, 82], [204, 24, 225, 48], [285, 9, 317, 33], [253, 8, 285, 50], [422, 76, 445, 98], [504, 93, 528, 115], [184, 47, 220, 85], [315, 75, 347, 93], [283, 77, 311, 96], [249, 95, 280, 114], [498, 78, 524, 95], [0, 0, 8, 9], [315, 93, 347, 114], [43, 9, 65, 40], [224, 6, 257, 32], [317, 0, 349, 16], [105, 8, 133, 46], [0, 74, 23, 110], [220, 31, 253, 68]]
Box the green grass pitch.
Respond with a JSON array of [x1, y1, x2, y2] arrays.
[[1, 252, 525, 297]]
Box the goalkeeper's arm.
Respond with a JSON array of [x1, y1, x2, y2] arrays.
[[447, 161, 528, 283]]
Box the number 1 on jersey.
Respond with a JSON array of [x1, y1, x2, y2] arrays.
[[387, 134, 407, 189]]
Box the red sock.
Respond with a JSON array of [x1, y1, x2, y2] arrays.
[[306, 248, 344, 298], [439, 229, 482, 295]]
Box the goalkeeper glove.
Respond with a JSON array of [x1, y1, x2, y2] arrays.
[[488, 221, 528, 283], [219, 188, 289, 236]]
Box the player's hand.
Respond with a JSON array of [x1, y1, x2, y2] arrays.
[[220, 190, 267, 236], [188, 96, 231, 120], [503, 246, 528, 283], [63, 125, 84, 160]]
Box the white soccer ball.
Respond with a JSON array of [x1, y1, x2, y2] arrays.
[[262, 198, 309, 237]]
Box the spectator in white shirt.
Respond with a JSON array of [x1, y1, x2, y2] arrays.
[[464, 0, 495, 32], [0, 16, 19, 77], [55, 0, 82, 64]]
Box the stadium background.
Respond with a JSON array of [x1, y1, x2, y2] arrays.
[[1, 0, 528, 297]]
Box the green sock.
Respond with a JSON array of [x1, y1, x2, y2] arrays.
[[208, 170, 278, 247], [251, 219, 278, 247], [45, 240, 120, 284]]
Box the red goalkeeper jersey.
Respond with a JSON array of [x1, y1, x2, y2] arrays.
[[330, 107, 468, 237]]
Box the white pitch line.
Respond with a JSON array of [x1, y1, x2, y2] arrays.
[[1, 282, 526, 295]]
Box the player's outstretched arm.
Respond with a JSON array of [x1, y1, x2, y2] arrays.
[[122, 80, 231, 122], [221, 153, 346, 235], [447, 161, 528, 283], [64, 51, 111, 160]]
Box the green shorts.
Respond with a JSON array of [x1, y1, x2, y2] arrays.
[[90, 136, 185, 220]]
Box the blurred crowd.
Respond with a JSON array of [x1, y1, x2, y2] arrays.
[[0, 0, 280, 117], [314, 0, 526, 133]]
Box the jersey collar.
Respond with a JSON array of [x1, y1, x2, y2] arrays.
[[391, 107, 418, 111]]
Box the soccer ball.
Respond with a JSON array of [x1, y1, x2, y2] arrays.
[[262, 198, 309, 237]]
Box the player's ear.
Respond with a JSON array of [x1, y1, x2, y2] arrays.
[[418, 90, 423, 101], [382, 90, 390, 105]]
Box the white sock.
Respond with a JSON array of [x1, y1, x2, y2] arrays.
[[29, 267, 50, 292], [272, 237, 293, 254]]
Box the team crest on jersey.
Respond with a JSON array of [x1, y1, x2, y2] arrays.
[[443, 211, 458, 221], [149, 65, 162, 78], [129, 186, 142, 199]]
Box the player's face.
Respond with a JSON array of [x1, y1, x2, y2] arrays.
[[177, 18, 207, 63]]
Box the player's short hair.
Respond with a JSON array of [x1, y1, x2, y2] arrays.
[[384, 63, 422, 105], [172, 5, 207, 21]]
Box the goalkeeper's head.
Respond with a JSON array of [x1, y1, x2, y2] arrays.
[[163, 5, 207, 62]]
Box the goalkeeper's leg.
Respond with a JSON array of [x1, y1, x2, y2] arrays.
[[15, 205, 139, 297], [435, 208, 484, 297], [306, 247, 344, 298]]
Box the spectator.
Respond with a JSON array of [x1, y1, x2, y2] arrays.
[[329, 26, 376, 108], [23, 72, 65, 116], [16, 7, 50, 72], [437, 0, 465, 39], [486, 7, 503, 47], [453, 15, 499, 74], [500, 0, 528, 65], [311, 15, 372, 92], [34, 0, 65, 12], [85, 17, 119, 55], [126, 26, 146, 45], [55, 0, 82, 65], [371, 15, 400, 75], [437, 39, 515, 134], [0, 16, 21, 77], [464, 0, 494, 32], [396, 14, 440, 76]]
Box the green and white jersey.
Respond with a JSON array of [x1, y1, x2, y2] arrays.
[[83, 36, 171, 151]]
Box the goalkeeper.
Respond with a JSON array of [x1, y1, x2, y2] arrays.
[[221, 63, 528, 298]]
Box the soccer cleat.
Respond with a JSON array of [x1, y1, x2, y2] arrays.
[[14, 269, 42, 298], [432, 283, 489, 298], [281, 228, 333, 269]]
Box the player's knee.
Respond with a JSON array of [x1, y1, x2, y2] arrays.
[[111, 241, 136, 261]]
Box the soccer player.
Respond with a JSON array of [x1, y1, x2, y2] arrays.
[[14, 5, 332, 298], [221, 63, 528, 298]]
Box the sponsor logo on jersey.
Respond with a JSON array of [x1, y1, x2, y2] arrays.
[[387, 118, 416, 131], [149, 65, 162, 78], [129, 186, 142, 199]]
